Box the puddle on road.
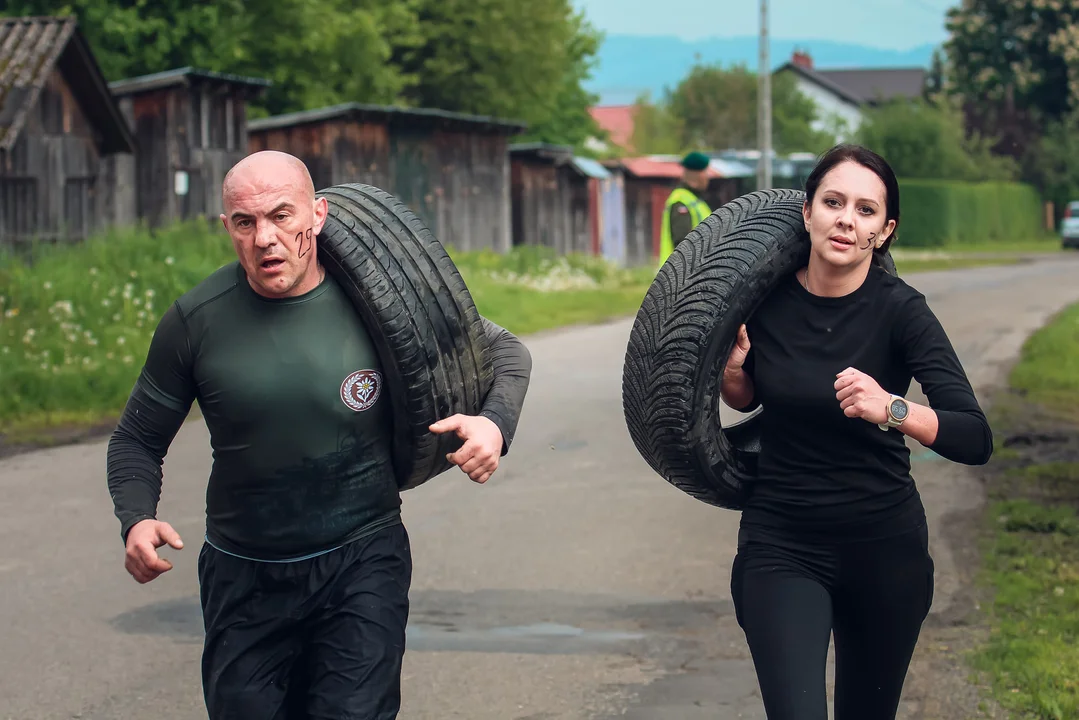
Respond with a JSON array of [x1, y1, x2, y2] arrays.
[[407, 621, 646, 655], [108, 588, 729, 656]]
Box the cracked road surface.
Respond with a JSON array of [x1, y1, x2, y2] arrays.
[[2, 253, 1079, 719]]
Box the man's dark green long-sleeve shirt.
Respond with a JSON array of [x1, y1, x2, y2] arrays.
[[106, 261, 532, 561]]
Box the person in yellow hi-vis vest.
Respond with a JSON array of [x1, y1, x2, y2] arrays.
[[658, 151, 712, 267]]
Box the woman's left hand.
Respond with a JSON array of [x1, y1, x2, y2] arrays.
[[835, 367, 890, 424]]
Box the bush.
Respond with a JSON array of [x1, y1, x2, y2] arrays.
[[896, 179, 1047, 248], [0, 221, 236, 426]]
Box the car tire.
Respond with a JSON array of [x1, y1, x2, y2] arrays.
[[621, 188, 896, 509], [316, 183, 494, 491]]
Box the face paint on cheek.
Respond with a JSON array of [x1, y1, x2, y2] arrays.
[[296, 227, 314, 258], [860, 231, 877, 251]]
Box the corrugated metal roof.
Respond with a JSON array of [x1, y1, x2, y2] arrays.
[[0, 16, 134, 153], [708, 158, 756, 178], [620, 156, 722, 180], [248, 101, 528, 135], [571, 156, 610, 179], [109, 66, 272, 96]]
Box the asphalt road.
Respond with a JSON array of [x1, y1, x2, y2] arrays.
[[3, 253, 1079, 720]]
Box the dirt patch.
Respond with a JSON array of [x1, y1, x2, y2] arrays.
[[898, 390, 1079, 719]]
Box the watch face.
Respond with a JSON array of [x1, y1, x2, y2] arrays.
[[890, 398, 908, 420]]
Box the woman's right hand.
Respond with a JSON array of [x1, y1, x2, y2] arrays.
[[725, 324, 751, 375]]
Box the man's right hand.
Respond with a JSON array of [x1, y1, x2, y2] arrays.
[[724, 324, 751, 376], [125, 519, 184, 584]]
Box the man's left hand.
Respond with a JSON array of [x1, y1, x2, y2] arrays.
[[835, 367, 890, 425], [429, 414, 504, 484]]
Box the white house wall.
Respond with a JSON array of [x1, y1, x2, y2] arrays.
[[792, 75, 863, 142]]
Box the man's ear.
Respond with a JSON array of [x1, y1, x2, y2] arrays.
[[312, 196, 328, 234]]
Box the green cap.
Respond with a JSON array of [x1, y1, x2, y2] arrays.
[[681, 151, 710, 171]]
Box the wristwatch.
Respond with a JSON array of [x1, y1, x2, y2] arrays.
[[878, 394, 909, 431]]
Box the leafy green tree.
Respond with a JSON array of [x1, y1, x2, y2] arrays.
[[629, 62, 836, 155], [3, 0, 602, 145], [1, 0, 412, 116], [1023, 112, 1079, 225], [943, 0, 1079, 169], [628, 94, 684, 155], [388, 0, 602, 147], [945, 0, 1079, 124], [856, 98, 1018, 181]]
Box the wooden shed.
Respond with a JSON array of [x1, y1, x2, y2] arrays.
[[106, 66, 271, 229], [0, 16, 135, 247], [615, 156, 745, 266], [509, 142, 627, 261], [247, 102, 527, 253]]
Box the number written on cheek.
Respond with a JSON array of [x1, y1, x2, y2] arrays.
[[296, 227, 314, 258]]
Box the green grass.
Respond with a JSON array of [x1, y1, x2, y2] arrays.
[[0, 221, 1063, 440], [894, 256, 1023, 274], [893, 237, 1064, 256], [972, 498, 1079, 719], [969, 301, 1079, 718], [1008, 303, 1079, 422], [0, 223, 653, 437]]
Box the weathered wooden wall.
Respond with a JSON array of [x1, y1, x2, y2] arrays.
[[106, 81, 253, 229], [622, 177, 669, 266], [509, 157, 592, 255], [248, 118, 513, 253], [0, 69, 115, 245]]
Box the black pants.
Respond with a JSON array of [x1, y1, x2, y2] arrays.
[[730, 522, 934, 720], [197, 522, 412, 720]]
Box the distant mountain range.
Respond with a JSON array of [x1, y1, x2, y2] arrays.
[[585, 34, 939, 105]]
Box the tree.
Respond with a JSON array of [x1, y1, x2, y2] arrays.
[[628, 94, 684, 155], [856, 98, 1018, 182], [1024, 111, 1079, 224], [943, 0, 1079, 164], [925, 48, 946, 102], [945, 0, 1079, 123], [1, 0, 413, 116], [387, 0, 603, 147], [629, 62, 836, 155], [2, 0, 603, 145]]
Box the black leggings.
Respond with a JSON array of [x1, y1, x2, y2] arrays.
[[730, 522, 935, 720]]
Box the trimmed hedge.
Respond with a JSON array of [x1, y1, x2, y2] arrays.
[[897, 179, 1046, 248]]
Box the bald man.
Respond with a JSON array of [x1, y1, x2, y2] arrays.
[[105, 151, 532, 719]]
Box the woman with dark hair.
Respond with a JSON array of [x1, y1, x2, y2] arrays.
[[720, 144, 993, 719]]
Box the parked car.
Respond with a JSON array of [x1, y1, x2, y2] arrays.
[[1062, 201, 1079, 249]]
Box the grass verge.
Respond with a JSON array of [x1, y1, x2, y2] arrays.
[[0, 223, 652, 440], [969, 301, 1079, 719], [892, 237, 1067, 274]]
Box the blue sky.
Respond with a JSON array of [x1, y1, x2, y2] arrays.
[[571, 0, 952, 51]]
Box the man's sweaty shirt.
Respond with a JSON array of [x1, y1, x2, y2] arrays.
[[107, 260, 531, 561]]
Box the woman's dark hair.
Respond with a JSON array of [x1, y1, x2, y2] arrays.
[[803, 143, 900, 257]]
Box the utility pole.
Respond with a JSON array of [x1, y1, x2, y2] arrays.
[[757, 0, 772, 190]]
